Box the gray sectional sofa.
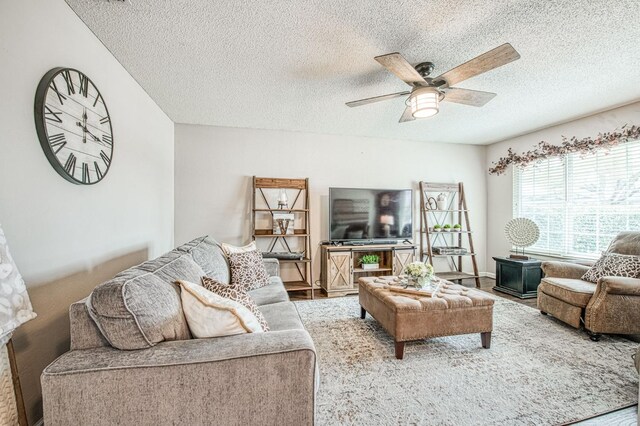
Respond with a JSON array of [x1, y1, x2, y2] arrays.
[[41, 236, 317, 425]]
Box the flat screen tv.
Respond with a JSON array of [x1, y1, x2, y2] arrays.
[[329, 187, 413, 242]]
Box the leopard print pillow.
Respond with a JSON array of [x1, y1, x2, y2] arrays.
[[227, 250, 270, 291], [582, 252, 640, 283], [201, 276, 269, 332]]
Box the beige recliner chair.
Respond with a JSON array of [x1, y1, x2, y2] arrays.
[[538, 232, 640, 341]]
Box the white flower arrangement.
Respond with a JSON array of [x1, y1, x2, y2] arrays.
[[404, 261, 434, 279]]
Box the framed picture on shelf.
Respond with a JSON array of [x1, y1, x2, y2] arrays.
[[272, 213, 295, 235]]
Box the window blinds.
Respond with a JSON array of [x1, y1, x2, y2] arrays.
[[513, 140, 640, 258]]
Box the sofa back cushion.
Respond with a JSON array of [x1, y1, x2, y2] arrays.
[[177, 236, 230, 284], [607, 232, 640, 256], [86, 250, 205, 350]]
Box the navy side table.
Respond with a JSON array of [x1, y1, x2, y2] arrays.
[[492, 256, 542, 299]]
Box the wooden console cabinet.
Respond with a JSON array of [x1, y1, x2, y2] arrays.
[[320, 243, 416, 297], [492, 256, 542, 299]]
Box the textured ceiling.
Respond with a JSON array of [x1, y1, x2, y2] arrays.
[[65, 0, 640, 145]]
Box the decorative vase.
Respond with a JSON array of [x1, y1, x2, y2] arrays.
[[409, 276, 430, 289]]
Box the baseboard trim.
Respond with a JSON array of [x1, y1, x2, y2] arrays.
[[481, 272, 496, 279]]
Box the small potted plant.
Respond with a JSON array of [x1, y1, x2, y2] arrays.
[[359, 254, 380, 270], [453, 224, 462, 232], [433, 224, 442, 232], [443, 224, 452, 232]]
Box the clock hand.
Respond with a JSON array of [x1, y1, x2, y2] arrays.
[[85, 128, 100, 142], [76, 121, 87, 144], [82, 108, 87, 143]]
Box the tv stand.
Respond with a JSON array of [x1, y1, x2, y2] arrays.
[[320, 242, 416, 297]]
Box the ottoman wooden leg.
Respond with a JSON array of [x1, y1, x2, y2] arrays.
[[481, 332, 491, 349], [360, 306, 366, 319], [395, 341, 405, 359]]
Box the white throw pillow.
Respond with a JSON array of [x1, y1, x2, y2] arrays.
[[221, 241, 256, 255], [176, 280, 263, 338]]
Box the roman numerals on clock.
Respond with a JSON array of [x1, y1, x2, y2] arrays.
[[100, 150, 111, 167], [48, 133, 66, 154], [49, 80, 66, 105], [44, 105, 63, 123], [61, 70, 75, 95], [78, 74, 89, 97], [36, 68, 114, 185], [63, 153, 77, 176]]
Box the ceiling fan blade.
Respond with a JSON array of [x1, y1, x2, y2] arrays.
[[346, 91, 410, 108], [434, 43, 520, 87], [442, 87, 497, 107], [399, 106, 415, 123], [375, 53, 427, 86]]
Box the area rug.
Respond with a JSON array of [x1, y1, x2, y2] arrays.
[[295, 296, 639, 426]]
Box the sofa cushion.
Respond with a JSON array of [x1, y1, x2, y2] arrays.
[[259, 301, 304, 332], [606, 231, 640, 256], [87, 251, 205, 350], [581, 252, 640, 283], [228, 250, 270, 291], [538, 278, 596, 307], [249, 276, 289, 306], [177, 236, 230, 284], [177, 280, 263, 338], [202, 276, 269, 332]]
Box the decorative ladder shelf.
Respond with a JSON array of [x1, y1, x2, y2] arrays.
[[419, 182, 480, 288], [251, 177, 315, 298]]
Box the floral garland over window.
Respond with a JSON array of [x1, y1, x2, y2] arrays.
[[488, 125, 640, 175]]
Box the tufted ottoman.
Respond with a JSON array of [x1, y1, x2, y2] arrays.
[[358, 276, 495, 359]]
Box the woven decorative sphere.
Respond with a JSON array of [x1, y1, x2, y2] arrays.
[[504, 218, 539, 248]]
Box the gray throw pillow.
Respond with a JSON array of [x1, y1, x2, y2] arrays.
[[581, 252, 640, 283], [87, 252, 205, 350], [228, 250, 270, 291]]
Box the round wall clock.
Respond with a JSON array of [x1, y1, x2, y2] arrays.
[[34, 67, 113, 185]]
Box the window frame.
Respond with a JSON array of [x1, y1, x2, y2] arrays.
[[512, 140, 640, 260]]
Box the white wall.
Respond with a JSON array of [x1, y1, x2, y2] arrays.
[[485, 101, 640, 273], [0, 1, 174, 423], [0, 0, 175, 282], [175, 124, 489, 281]]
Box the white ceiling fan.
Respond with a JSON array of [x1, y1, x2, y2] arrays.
[[346, 43, 521, 122]]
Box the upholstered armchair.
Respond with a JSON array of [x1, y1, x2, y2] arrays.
[[538, 232, 640, 341]]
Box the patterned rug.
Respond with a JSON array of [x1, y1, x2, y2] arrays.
[[295, 296, 639, 426]]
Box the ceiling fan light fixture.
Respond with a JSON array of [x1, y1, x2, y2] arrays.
[[407, 87, 441, 119]]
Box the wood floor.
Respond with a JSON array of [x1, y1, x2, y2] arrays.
[[291, 276, 533, 305], [291, 276, 639, 424]]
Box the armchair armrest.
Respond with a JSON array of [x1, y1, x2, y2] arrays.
[[585, 276, 640, 334], [541, 261, 590, 280], [597, 276, 640, 296], [42, 329, 316, 425]]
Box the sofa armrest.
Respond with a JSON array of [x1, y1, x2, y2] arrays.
[[596, 276, 640, 296], [263, 258, 280, 277], [541, 261, 590, 280], [43, 329, 316, 425]]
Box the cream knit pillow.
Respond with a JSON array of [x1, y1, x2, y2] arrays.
[[176, 280, 263, 338], [221, 241, 257, 255]]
